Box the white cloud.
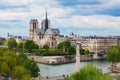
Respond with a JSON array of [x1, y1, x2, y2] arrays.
[[75, 0, 120, 13], [0, 0, 120, 36], [0, 11, 29, 20], [51, 15, 120, 29], [0, 0, 30, 6]]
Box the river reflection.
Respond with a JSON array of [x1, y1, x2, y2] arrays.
[[38, 60, 111, 76]]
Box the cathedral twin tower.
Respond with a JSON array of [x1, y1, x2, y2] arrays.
[[29, 10, 61, 48], [30, 10, 50, 39]]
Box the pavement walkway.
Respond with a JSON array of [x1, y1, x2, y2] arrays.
[[33, 76, 64, 80]]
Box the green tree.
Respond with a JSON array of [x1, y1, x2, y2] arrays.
[[18, 42, 23, 49], [24, 40, 34, 49], [64, 64, 113, 80], [29, 43, 35, 52], [68, 46, 76, 55], [4, 39, 8, 46], [84, 49, 90, 55], [24, 40, 39, 52], [42, 44, 49, 50], [0, 47, 7, 56], [3, 51, 18, 68], [18, 53, 40, 77], [11, 66, 31, 80], [99, 74, 113, 80], [30, 61, 40, 77], [34, 44, 39, 49], [0, 62, 10, 76], [0, 48, 40, 78], [58, 41, 71, 52], [0, 51, 19, 76], [18, 42, 24, 52], [107, 46, 120, 67], [80, 48, 85, 55], [8, 38, 17, 50], [84, 49, 90, 57]]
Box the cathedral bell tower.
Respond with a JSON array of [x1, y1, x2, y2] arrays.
[[29, 19, 38, 39]]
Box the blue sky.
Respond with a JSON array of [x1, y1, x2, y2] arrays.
[[0, 0, 120, 37]]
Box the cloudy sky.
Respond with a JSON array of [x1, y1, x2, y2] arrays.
[[0, 0, 120, 37]]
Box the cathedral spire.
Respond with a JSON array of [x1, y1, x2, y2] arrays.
[[44, 8, 48, 32], [46, 8, 48, 20]]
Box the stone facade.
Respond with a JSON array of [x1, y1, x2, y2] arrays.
[[70, 36, 118, 53], [29, 11, 64, 48], [81, 36, 117, 52]]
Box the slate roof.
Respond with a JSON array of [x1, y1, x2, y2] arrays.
[[44, 29, 59, 35], [38, 28, 59, 35], [38, 29, 44, 34], [51, 29, 60, 34], [45, 29, 54, 34]]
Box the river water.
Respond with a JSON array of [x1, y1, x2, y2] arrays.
[[38, 60, 111, 76]]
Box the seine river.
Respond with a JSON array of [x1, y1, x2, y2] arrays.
[[38, 60, 111, 76]]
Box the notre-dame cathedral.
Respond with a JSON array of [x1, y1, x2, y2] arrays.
[[29, 10, 64, 48]]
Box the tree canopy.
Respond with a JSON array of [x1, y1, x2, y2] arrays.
[[0, 47, 40, 79], [18, 53, 40, 77], [58, 40, 71, 52], [18, 42, 23, 49], [7, 38, 17, 50], [24, 40, 39, 52], [68, 46, 76, 55], [64, 64, 113, 80], [84, 49, 90, 56], [107, 45, 120, 66], [11, 66, 31, 80], [42, 44, 49, 50]]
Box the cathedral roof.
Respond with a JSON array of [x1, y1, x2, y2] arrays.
[[51, 29, 59, 34], [38, 29, 44, 34], [45, 29, 54, 34], [45, 29, 60, 35]]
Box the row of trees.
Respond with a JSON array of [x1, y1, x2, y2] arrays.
[[57, 40, 90, 55], [4, 38, 90, 55], [0, 47, 40, 80], [32, 41, 90, 56], [4, 38, 39, 52]]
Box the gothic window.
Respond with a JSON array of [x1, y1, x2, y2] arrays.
[[52, 42, 54, 47], [34, 23, 36, 29], [33, 22, 34, 29]]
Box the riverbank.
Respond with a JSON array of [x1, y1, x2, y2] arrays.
[[33, 73, 120, 80], [28, 55, 106, 65], [34, 76, 64, 80]]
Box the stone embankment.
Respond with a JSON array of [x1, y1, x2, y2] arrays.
[[28, 55, 105, 65], [28, 56, 49, 63]]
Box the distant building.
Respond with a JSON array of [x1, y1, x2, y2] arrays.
[[69, 36, 118, 53], [81, 36, 117, 53], [0, 37, 5, 45], [29, 10, 65, 48], [15, 36, 23, 43], [7, 33, 27, 44]]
